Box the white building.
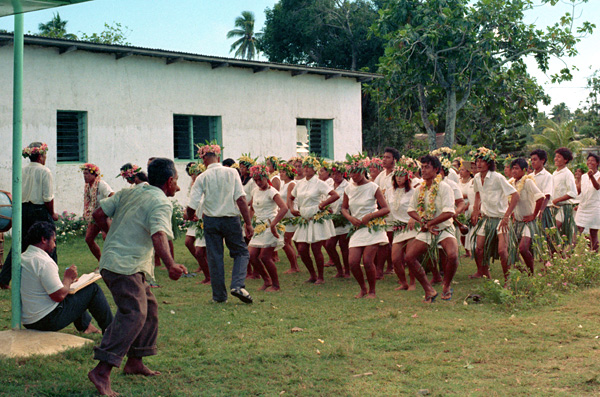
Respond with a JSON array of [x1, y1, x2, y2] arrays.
[[0, 34, 376, 214]]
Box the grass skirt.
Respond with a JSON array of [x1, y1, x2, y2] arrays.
[[471, 217, 501, 266]]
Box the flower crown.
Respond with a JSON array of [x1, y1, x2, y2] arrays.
[[440, 158, 453, 174], [367, 157, 383, 170], [22, 143, 48, 159], [394, 156, 420, 178], [302, 156, 322, 171], [188, 162, 206, 176], [278, 162, 298, 179], [331, 161, 347, 176], [118, 164, 143, 180], [320, 159, 333, 173], [264, 156, 280, 168], [503, 154, 514, 167], [470, 147, 497, 162], [431, 146, 456, 159], [345, 153, 370, 174], [80, 163, 101, 176], [196, 140, 223, 158], [250, 164, 269, 179], [238, 153, 258, 167]]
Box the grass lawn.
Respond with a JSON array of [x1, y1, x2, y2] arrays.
[[1, 237, 600, 396]]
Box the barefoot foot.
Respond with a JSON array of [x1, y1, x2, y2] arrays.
[[88, 364, 118, 396], [265, 285, 280, 292], [395, 284, 409, 291], [123, 358, 161, 376], [354, 290, 367, 299], [259, 283, 272, 291], [365, 292, 377, 299], [314, 278, 325, 285], [83, 323, 101, 334], [407, 284, 416, 291], [304, 278, 317, 283]]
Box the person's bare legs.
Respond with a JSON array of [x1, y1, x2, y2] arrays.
[[392, 242, 408, 290], [519, 236, 534, 274], [194, 246, 210, 283], [404, 239, 438, 301], [591, 229, 599, 252], [260, 247, 280, 291], [375, 243, 388, 279], [85, 223, 103, 262], [88, 361, 117, 396], [311, 241, 326, 284], [123, 357, 160, 376], [362, 245, 379, 298], [497, 232, 510, 281], [249, 247, 271, 290], [384, 232, 394, 274], [439, 238, 459, 297], [325, 236, 344, 277], [282, 231, 300, 273], [297, 242, 317, 282], [471, 235, 490, 279], [338, 234, 350, 277], [349, 247, 368, 298]]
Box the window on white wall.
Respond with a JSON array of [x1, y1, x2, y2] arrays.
[[173, 115, 222, 160], [296, 119, 333, 159], [57, 111, 87, 162]]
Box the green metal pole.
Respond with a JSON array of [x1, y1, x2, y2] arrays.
[[11, 8, 24, 329]]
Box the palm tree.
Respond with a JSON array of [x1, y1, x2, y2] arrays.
[[227, 11, 263, 60], [38, 13, 78, 40], [528, 119, 595, 164]]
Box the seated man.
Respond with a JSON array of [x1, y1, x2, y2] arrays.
[[21, 221, 113, 334]]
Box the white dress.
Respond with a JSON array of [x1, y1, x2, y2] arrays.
[[291, 176, 335, 243], [193, 197, 206, 248], [185, 184, 197, 238], [249, 186, 284, 249], [345, 181, 389, 248], [279, 180, 298, 233], [575, 171, 600, 229], [331, 179, 351, 236], [388, 187, 417, 244], [458, 178, 476, 246]]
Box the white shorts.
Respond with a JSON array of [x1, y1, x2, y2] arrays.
[[414, 226, 456, 246]]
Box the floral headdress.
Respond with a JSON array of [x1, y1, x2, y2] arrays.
[[80, 163, 101, 176], [331, 161, 347, 177], [188, 162, 206, 176], [231, 163, 240, 170], [288, 155, 304, 164], [302, 155, 322, 171], [503, 154, 514, 167], [264, 156, 280, 168], [249, 164, 269, 179], [345, 153, 370, 174], [238, 153, 258, 167], [470, 147, 497, 162], [367, 157, 383, 170], [394, 156, 420, 179], [118, 164, 143, 180], [278, 162, 298, 179], [320, 159, 333, 173], [22, 142, 48, 159], [431, 146, 456, 159], [196, 140, 223, 158], [440, 158, 453, 175]]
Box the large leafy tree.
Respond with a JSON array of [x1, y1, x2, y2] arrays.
[[261, 0, 384, 71], [371, 0, 595, 150], [38, 12, 78, 40], [227, 11, 263, 60]]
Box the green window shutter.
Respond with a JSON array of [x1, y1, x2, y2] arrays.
[[208, 116, 222, 146], [174, 115, 222, 160], [173, 115, 191, 160], [57, 111, 87, 162]]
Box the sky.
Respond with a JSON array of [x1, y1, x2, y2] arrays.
[[0, 0, 598, 115]]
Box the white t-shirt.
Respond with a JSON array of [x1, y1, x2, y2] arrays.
[[20, 245, 62, 324], [533, 168, 553, 199], [552, 167, 577, 205], [22, 162, 54, 204], [408, 180, 455, 230], [251, 186, 280, 221], [291, 176, 332, 210], [388, 187, 415, 223], [511, 177, 544, 221], [189, 163, 246, 217], [473, 171, 517, 218]]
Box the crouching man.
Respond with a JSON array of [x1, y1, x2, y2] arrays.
[[88, 158, 187, 397], [21, 221, 113, 334]]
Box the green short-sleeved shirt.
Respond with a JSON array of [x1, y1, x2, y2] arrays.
[[99, 184, 174, 279]]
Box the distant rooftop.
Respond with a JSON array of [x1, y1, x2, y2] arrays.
[[0, 33, 380, 83]]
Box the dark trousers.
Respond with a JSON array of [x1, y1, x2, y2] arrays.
[[203, 216, 249, 302], [94, 270, 158, 368], [24, 283, 113, 332], [0, 203, 57, 285]]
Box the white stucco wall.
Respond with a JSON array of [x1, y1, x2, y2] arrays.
[[0, 44, 362, 215]]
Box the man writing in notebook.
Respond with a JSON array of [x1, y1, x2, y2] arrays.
[[20, 221, 113, 334]]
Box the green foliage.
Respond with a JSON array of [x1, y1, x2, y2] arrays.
[[528, 119, 595, 164], [227, 11, 263, 60], [37, 12, 77, 40], [78, 22, 131, 45], [54, 211, 87, 242]]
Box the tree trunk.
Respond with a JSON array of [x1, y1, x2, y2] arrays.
[[418, 84, 437, 150], [443, 88, 457, 148]]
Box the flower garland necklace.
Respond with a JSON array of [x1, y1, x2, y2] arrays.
[[509, 174, 534, 204], [416, 174, 442, 222]]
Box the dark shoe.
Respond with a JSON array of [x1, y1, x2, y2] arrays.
[[231, 288, 253, 304]]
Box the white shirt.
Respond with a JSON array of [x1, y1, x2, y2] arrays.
[[458, 179, 476, 216], [473, 171, 517, 218], [251, 186, 280, 221], [20, 245, 62, 324], [291, 176, 332, 209], [330, 179, 349, 214], [22, 162, 54, 204], [447, 168, 460, 184], [533, 168, 553, 199], [577, 171, 600, 212], [374, 169, 394, 197], [408, 180, 455, 230], [389, 186, 415, 223], [189, 163, 246, 217], [552, 167, 577, 205], [445, 178, 463, 202], [511, 177, 544, 221]]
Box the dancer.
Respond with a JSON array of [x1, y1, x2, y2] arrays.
[[551, 147, 578, 245], [342, 155, 390, 298], [265, 156, 281, 191], [374, 148, 400, 278], [530, 149, 554, 233], [508, 158, 544, 273], [238, 153, 259, 278], [278, 162, 300, 274], [88, 158, 187, 397], [325, 162, 351, 278], [0, 142, 58, 289], [318, 159, 335, 189], [574, 153, 600, 251], [470, 147, 519, 281], [119, 163, 148, 185], [368, 157, 383, 181], [247, 165, 288, 291], [81, 163, 114, 262], [184, 162, 210, 283], [287, 156, 339, 284], [389, 158, 419, 291], [458, 160, 475, 258], [404, 155, 457, 302]]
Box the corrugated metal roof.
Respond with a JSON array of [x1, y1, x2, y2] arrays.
[[0, 33, 381, 82]]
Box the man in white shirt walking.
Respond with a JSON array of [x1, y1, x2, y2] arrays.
[[187, 143, 254, 304], [0, 142, 59, 289]]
